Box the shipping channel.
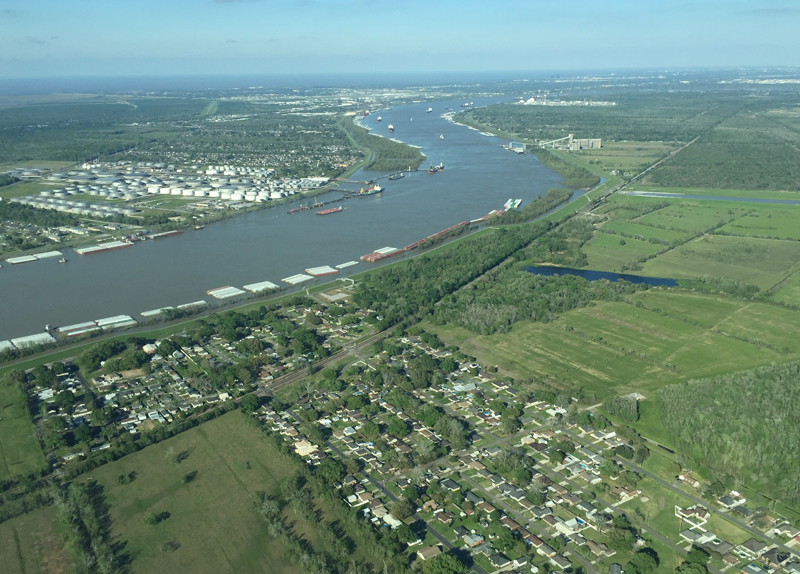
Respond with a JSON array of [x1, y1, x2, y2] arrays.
[[0, 96, 583, 340]]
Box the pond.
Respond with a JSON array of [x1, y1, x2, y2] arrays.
[[523, 265, 678, 286]]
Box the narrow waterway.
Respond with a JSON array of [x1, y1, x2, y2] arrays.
[[1, 97, 576, 340]]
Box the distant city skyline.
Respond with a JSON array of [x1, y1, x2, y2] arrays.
[[1, 0, 799, 78]]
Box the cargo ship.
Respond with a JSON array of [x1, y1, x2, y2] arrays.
[[317, 207, 343, 215], [427, 163, 445, 174], [358, 184, 383, 197], [388, 124, 394, 132], [149, 230, 184, 240]]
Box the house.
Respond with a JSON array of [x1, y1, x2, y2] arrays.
[[538, 544, 557, 558], [761, 548, 790, 569], [477, 502, 496, 514], [500, 516, 520, 530], [719, 496, 737, 508], [528, 534, 544, 547], [422, 499, 439, 512], [678, 505, 710, 521], [454, 526, 469, 538], [418, 545, 442, 561], [739, 539, 768, 559], [472, 542, 494, 556], [772, 523, 800, 538], [464, 534, 485, 547], [464, 491, 484, 504], [550, 554, 572, 570], [488, 554, 511, 569], [679, 473, 700, 488], [542, 515, 559, 527], [741, 564, 768, 574], [441, 478, 461, 491], [437, 512, 455, 525]]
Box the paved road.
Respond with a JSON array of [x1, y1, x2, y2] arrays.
[[559, 428, 799, 560]]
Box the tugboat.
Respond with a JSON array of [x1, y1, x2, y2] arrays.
[[388, 124, 394, 132], [376, 116, 382, 122], [58, 257, 67, 263]]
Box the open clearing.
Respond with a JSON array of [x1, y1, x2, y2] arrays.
[[0, 506, 67, 574], [641, 235, 800, 290], [427, 290, 800, 399], [0, 382, 46, 480], [86, 412, 327, 574]]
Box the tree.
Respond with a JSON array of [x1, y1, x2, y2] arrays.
[[74, 424, 93, 444], [423, 551, 467, 574], [387, 416, 411, 437], [627, 549, 659, 574], [685, 546, 710, 566], [316, 458, 345, 483], [240, 394, 259, 413], [390, 498, 414, 521], [607, 528, 636, 552], [548, 450, 566, 465], [360, 421, 380, 440], [495, 528, 516, 552]]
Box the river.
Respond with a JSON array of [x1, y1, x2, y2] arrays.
[[0, 97, 575, 340]]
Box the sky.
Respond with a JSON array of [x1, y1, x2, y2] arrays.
[[1, 0, 799, 79]]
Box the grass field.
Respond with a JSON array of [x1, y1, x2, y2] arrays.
[[627, 185, 800, 202], [82, 412, 340, 574], [0, 506, 67, 574], [575, 141, 678, 174], [0, 180, 64, 200], [769, 271, 800, 305], [717, 206, 800, 240], [640, 235, 800, 291], [0, 382, 46, 480], [426, 290, 800, 399]]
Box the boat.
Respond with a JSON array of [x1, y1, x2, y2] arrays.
[[58, 257, 67, 263], [427, 163, 445, 174], [388, 173, 404, 181], [427, 107, 433, 113], [376, 116, 382, 122], [388, 124, 394, 132], [440, 135, 444, 140], [317, 207, 343, 215], [358, 184, 383, 197], [194, 225, 205, 230]]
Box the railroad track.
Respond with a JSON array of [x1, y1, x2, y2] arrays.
[[265, 328, 390, 394]]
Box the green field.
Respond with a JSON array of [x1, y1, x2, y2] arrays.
[[0, 506, 66, 574], [718, 206, 800, 240], [0, 180, 64, 200], [83, 413, 323, 574], [628, 185, 800, 202], [427, 290, 800, 399], [641, 235, 800, 291], [0, 382, 46, 480]]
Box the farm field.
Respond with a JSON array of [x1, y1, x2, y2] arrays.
[[426, 290, 800, 399], [0, 506, 67, 574], [640, 235, 800, 291], [84, 412, 332, 574], [582, 232, 665, 271], [0, 382, 46, 480]]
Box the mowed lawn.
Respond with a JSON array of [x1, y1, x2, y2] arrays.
[[0, 506, 67, 574], [641, 235, 800, 290], [427, 290, 800, 399], [87, 413, 315, 574], [0, 382, 46, 480]]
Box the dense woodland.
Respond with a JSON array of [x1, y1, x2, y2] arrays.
[[534, 149, 600, 190], [434, 268, 641, 334], [0, 200, 78, 227], [657, 362, 800, 503], [354, 223, 551, 327]]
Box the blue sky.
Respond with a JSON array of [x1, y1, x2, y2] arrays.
[[1, 0, 799, 78]]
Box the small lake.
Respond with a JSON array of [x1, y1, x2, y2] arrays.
[[523, 265, 678, 286]]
